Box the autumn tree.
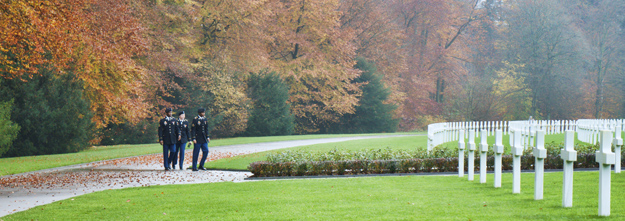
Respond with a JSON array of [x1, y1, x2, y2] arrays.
[[0, 0, 84, 79], [258, 0, 360, 133], [387, 0, 484, 129], [572, 0, 625, 118], [1, 0, 150, 128], [338, 0, 406, 110], [500, 0, 586, 120]]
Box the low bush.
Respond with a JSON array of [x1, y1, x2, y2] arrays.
[[249, 142, 625, 177]]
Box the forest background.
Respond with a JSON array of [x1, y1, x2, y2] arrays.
[[1, 0, 624, 157]]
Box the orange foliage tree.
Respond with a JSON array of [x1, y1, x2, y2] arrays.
[[1, 0, 149, 127], [389, 0, 484, 129]]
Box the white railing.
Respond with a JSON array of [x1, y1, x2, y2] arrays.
[[427, 119, 624, 150]]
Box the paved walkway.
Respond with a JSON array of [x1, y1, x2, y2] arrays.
[[0, 135, 420, 217]]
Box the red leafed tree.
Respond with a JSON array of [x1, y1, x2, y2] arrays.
[[266, 0, 361, 133], [1, 0, 149, 127], [390, 0, 483, 129], [338, 0, 407, 116]]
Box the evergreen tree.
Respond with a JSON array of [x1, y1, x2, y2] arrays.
[[245, 71, 294, 136], [0, 68, 94, 157], [326, 57, 398, 133], [0, 99, 20, 157]]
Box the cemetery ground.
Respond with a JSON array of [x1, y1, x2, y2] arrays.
[[2, 132, 624, 219], [0, 133, 420, 176], [0, 133, 420, 217], [4, 172, 625, 220]]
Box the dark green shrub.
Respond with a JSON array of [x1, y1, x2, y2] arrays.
[[0, 100, 19, 157], [245, 71, 294, 136], [248, 151, 625, 177], [0, 69, 94, 157]]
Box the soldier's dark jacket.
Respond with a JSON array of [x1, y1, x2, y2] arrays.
[[177, 118, 191, 144], [158, 116, 180, 145], [191, 116, 210, 143]]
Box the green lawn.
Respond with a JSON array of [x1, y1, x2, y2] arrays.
[[205, 135, 427, 170], [5, 171, 624, 220], [0, 132, 421, 176]]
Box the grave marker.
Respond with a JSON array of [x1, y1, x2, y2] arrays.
[[596, 130, 615, 216], [512, 130, 523, 194], [468, 130, 476, 181], [560, 130, 576, 207], [533, 130, 546, 200], [494, 129, 504, 188], [479, 130, 488, 184], [458, 130, 465, 177], [614, 126, 623, 174]]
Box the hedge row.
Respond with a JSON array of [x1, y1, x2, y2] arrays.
[[248, 153, 625, 177]]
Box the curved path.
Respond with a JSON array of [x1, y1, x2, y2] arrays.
[[0, 134, 420, 217]]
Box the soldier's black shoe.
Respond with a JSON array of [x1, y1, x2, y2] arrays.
[[192, 168, 198, 171], [198, 167, 206, 170], [165, 167, 170, 171]]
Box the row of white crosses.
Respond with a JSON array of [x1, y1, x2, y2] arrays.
[[456, 124, 622, 216], [577, 119, 625, 145], [428, 119, 625, 151], [429, 120, 577, 151], [428, 121, 513, 151]]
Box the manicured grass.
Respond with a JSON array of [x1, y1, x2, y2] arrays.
[[0, 132, 421, 176], [205, 135, 427, 170], [5, 171, 625, 220]]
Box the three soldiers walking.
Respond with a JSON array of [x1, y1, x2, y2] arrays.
[[158, 107, 210, 171]]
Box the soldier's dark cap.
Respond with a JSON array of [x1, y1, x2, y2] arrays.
[[198, 108, 205, 113], [165, 108, 172, 113], [178, 111, 185, 115]]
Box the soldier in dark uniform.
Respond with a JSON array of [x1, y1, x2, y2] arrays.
[[158, 108, 180, 170], [191, 108, 210, 171], [172, 111, 191, 170]]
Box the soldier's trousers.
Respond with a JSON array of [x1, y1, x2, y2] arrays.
[[192, 142, 209, 169], [173, 142, 186, 169], [163, 144, 176, 169]]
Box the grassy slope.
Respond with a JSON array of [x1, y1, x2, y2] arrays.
[[0, 133, 421, 176], [205, 135, 427, 170], [5, 171, 624, 220]]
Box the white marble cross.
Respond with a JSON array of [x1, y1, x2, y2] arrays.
[[596, 130, 615, 216], [458, 129, 465, 178], [533, 130, 546, 200], [613, 126, 623, 173], [479, 130, 489, 184], [494, 129, 504, 188], [560, 130, 576, 207], [468, 130, 476, 181], [512, 130, 523, 194]]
